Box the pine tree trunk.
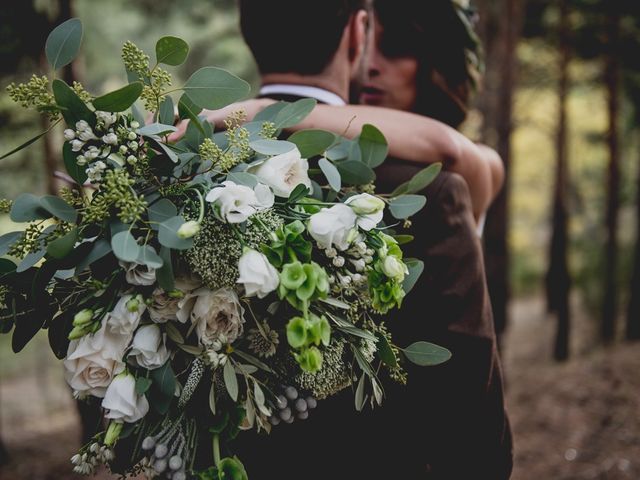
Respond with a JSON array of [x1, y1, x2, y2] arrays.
[[626, 131, 640, 340], [547, 0, 571, 361], [602, 10, 621, 343]]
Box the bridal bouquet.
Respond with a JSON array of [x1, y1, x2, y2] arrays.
[[0, 19, 448, 480]]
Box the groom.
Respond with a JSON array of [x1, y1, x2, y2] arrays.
[[233, 1, 513, 478]]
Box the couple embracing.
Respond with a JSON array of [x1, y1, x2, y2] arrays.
[[197, 0, 513, 478]]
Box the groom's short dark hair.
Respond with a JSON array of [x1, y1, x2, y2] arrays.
[[239, 0, 368, 75]]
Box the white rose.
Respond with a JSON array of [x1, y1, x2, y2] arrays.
[[128, 325, 170, 370], [107, 294, 145, 336], [102, 372, 149, 423], [183, 287, 245, 346], [119, 260, 156, 286], [382, 255, 408, 282], [206, 181, 273, 224], [149, 276, 201, 323], [308, 203, 357, 251], [237, 249, 279, 298], [345, 193, 385, 231], [250, 147, 311, 198], [63, 322, 129, 398]]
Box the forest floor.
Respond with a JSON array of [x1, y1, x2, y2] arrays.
[[0, 295, 639, 480]]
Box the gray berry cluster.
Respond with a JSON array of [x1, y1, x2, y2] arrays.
[[141, 425, 188, 480], [269, 385, 318, 426]]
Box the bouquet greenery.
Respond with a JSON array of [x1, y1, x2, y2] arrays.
[[0, 19, 449, 480]]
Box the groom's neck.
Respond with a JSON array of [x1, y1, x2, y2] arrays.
[[260, 70, 349, 102]]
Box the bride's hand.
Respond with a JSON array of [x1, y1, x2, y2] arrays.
[[169, 98, 274, 142]]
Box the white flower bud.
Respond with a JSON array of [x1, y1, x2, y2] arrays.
[[339, 274, 352, 287], [177, 220, 201, 239], [71, 139, 84, 152], [324, 248, 337, 258], [129, 141, 139, 151], [127, 131, 137, 141], [350, 259, 366, 272], [102, 133, 118, 145], [79, 129, 97, 142], [356, 242, 367, 255], [366, 248, 375, 256], [119, 145, 128, 155], [76, 155, 87, 166], [127, 155, 138, 165], [64, 129, 76, 141], [352, 273, 363, 283], [130, 120, 140, 129], [75, 120, 89, 132], [364, 255, 373, 264], [332, 256, 345, 268]]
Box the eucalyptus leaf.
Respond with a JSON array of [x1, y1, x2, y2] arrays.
[[178, 94, 205, 136], [336, 160, 375, 185], [137, 123, 177, 136], [159, 96, 175, 125], [183, 67, 250, 110], [0, 232, 22, 256], [253, 101, 287, 122], [402, 259, 424, 294], [359, 124, 388, 168], [288, 129, 336, 158], [273, 98, 317, 129], [318, 158, 341, 191], [249, 139, 296, 156], [10, 194, 50, 222], [402, 341, 452, 366], [156, 246, 175, 291], [40, 196, 77, 223], [111, 230, 140, 262], [226, 172, 259, 188], [93, 82, 143, 112], [45, 18, 83, 70], [63, 142, 87, 184], [408, 163, 442, 193], [16, 248, 46, 273], [158, 216, 194, 250], [388, 195, 427, 219], [156, 36, 189, 66], [52, 79, 95, 127], [136, 245, 164, 269], [75, 239, 112, 273], [148, 198, 178, 225], [223, 360, 239, 401], [376, 333, 398, 368], [46, 227, 78, 259]]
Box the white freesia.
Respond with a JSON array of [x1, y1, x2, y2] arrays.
[[107, 294, 145, 336], [206, 181, 274, 223], [237, 249, 279, 298], [102, 372, 149, 423], [119, 260, 156, 286], [308, 203, 357, 251], [180, 287, 245, 346], [345, 193, 385, 231], [250, 147, 311, 197], [63, 322, 129, 398], [128, 325, 170, 370], [382, 255, 408, 282]]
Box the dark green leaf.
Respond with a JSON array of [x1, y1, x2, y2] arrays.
[[135, 377, 153, 395], [286, 184, 309, 203], [155, 36, 189, 66], [274, 98, 316, 129], [111, 230, 140, 262], [183, 67, 250, 110], [16, 249, 46, 273], [318, 158, 341, 191], [253, 101, 287, 122], [223, 359, 239, 401], [392, 163, 443, 196], [355, 373, 366, 412], [336, 160, 376, 185], [359, 124, 388, 168], [75, 239, 112, 273], [177, 94, 204, 138], [249, 139, 296, 155], [156, 246, 175, 292], [137, 123, 177, 136], [10, 193, 50, 222], [152, 361, 177, 397], [52, 79, 95, 127], [288, 129, 336, 158], [393, 235, 414, 245], [46, 227, 78, 259], [402, 341, 452, 366], [0, 232, 22, 256], [48, 310, 74, 359], [63, 142, 88, 184], [158, 216, 193, 250], [0, 258, 16, 275], [402, 259, 424, 294], [93, 82, 143, 112], [40, 196, 78, 223], [45, 18, 83, 70], [388, 195, 427, 219], [12, 306, 47, 353], [376, 333, 398, 368], [159, 96, 175, 125]]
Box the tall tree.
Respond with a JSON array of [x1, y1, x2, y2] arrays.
[[476, 0, 524, 345], [546, 0, 572, 361], [601, 6, 621, 342]]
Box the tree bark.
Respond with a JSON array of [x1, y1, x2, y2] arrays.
[[626, 130, 640, 340], [601, 9, 621, 343], [547, 0, 571, 361]]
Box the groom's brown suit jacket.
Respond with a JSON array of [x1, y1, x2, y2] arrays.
[[232, 95, 513, 479]]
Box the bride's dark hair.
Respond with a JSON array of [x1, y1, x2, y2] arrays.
[[374, 0, 482, 128]]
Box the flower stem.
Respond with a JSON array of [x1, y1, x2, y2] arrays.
[[213, 433, 221, 468]]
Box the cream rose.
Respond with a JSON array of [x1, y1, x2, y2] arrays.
[[102, 372, 149, 423], [250, 147, 311, 198], [183, 287, 245, 346], [148, 276, 202, 323]]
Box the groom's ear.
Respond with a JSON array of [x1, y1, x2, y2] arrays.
[[348, 9, 369, 70]]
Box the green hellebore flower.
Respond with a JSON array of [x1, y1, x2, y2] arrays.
[[286, 316, 308, 349], [294, 346, 323, 373], [307, 315, 331, 347], [218, 457, 248, 480], [280, 261, 307, 290], [296, 264, 318, 301]]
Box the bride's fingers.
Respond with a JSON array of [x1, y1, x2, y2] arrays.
[[168, 119, 190, 142]]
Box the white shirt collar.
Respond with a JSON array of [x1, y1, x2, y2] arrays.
[[259, 84, 346, 106]]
